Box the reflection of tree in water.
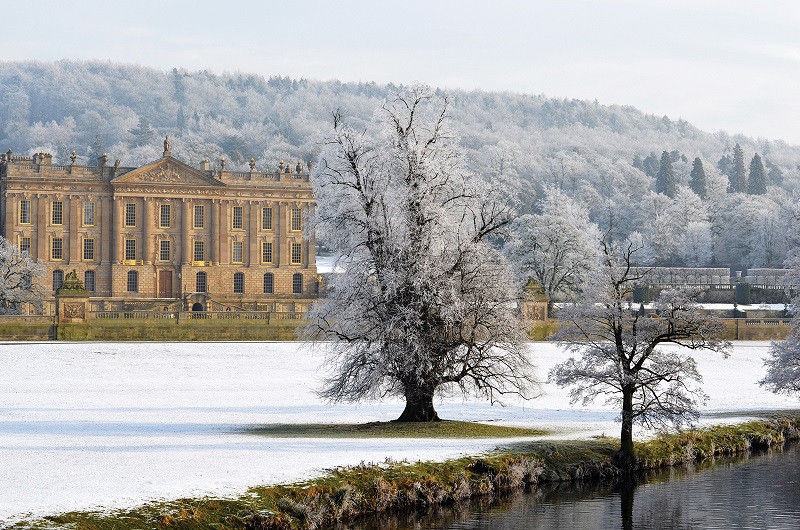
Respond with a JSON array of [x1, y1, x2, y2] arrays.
[[354, 445, 800, 529]]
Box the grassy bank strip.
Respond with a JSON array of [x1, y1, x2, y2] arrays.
[[246, 420, 550, 438], [15, 417, 800, 530]]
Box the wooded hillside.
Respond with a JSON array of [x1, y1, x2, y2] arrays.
[[2, 60, 798, 269]]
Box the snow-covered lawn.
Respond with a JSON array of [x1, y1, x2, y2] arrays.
[[0, 340, 796, 524]]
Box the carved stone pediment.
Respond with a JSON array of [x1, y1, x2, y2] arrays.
[[112, 157, 223, 188]]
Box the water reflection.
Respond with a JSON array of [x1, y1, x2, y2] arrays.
[[354, 444, 800, 529]]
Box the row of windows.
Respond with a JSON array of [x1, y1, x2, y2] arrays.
[[21, 201, 96, 226], [42, 237, 301, 264], [52, 269, 304, 295], [20, 200, 300, 231], [204, 271, 303, 295]]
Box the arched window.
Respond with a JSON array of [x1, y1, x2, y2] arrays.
[[84, 270, 96, 292], [263, 273, 274, 294], [127, 271, 138, 292], [233, 272, 244, 294], [292, 273, 303, 294], [52, 269, 64, 292], [196, 271, 207, 293]]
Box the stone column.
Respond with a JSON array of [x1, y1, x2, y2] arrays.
[[36, 194, 47, 260], [211, 200, 220, 264], [113, 197, 124, 263], [248, 201, 259, 267], [275, 202, 284, 266], [143, 198, 153, 264], [4, 193, 14, 246], [182, 199, 191, 264], [60, 197, 69, 264], [218, 201, 228, 265], [100, 195, 112, 265], [68, 196, 79, 263]]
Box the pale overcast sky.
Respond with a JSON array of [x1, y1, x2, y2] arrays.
[[4, 0, 800, 143]]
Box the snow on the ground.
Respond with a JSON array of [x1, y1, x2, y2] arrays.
[[0, 340, 796, 524]]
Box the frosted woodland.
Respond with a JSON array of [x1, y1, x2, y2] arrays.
[[2, 61, 800, 270]]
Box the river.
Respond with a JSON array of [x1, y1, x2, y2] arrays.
[[357, 444, 800, 529]]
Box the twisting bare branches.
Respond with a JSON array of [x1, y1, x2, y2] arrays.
[[305, 85, 535, 422]]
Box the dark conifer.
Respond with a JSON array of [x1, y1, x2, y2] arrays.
[[690, 157, 707, 199], [642, 152, 659, 177], [176, 106, 187, 133], [656, 150, 677, 198], [128, 116, 155, 147], [727, 143, 747, 193], [748, 153, 767, 195]]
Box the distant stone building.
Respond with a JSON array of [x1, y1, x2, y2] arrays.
[[0, 140, 317, 314]]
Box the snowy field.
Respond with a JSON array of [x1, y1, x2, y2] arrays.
[[1, 340, 797, 524]]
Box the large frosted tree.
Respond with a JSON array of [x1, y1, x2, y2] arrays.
[[761, 220, 800, 394], [0, 236, 45, 314], [549, 237, 730, 466], [762, 265, 800, 394], [305, 86, 535, 422]]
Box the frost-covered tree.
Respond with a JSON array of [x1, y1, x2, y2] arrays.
[[679, 220, 714, 266], [761, 251, 800, 394], [759, 201, 800, 395], [549, 236, 730, 466], [128, 116, 156, 148], [655, 150, 677, 198], [748, 153, 767, 195], [727, 143, 747, 193], [642, 152, 659, 178], [689, 157, 707, 199], [305, 86, 535, 422], [507, 186, 600, 305], [0, 236, 45, 314]]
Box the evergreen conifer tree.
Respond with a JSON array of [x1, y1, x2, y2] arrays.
[[727, 143, 747, 193], [642, 152, 660, 178], [655, 150, 677, 198], [129, 116, 155, 147], [717, 153, 732, 177], [87, 134, 105, 166], [689, 157, 707, 199], [748, 153, 767, 195], [767, 161, 784, 186], [176, 106, 187, 133]]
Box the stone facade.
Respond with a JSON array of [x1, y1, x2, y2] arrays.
[[0, 143, 317, 314]]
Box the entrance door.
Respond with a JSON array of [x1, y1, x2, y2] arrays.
[[158, 271, 173, 298]]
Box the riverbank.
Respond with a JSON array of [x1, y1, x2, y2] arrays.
[[14, 416, 800, 530]]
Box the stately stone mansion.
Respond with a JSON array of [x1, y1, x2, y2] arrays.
[[0, 139, 317, 315]]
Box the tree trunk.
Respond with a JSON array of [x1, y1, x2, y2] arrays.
[[395, 390, 440, 422], [615, 384, 636, 471]]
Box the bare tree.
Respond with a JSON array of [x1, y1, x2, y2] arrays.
[[304, 85, 535, 422], [0, 236, 45, 314], [549, 236, 730, 467], [761, 253, 800, 394]]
